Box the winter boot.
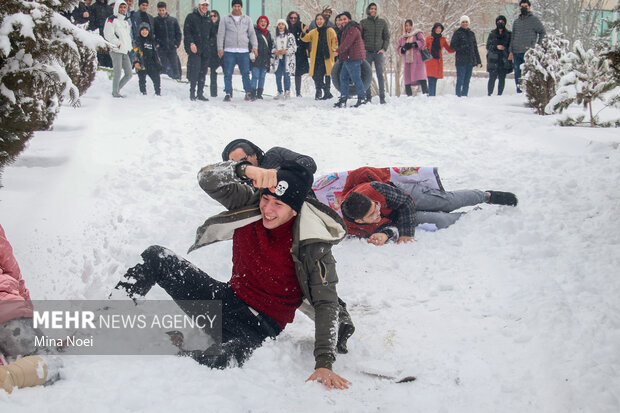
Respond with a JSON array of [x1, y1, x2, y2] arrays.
[[190, 82, 197, 101], [365, 89, 372, 103], [244, 91, 253, 101], [336, 322, 356, 354], [197, 80, 208, 101], [315, 89, 323, 100], [321, 76, 333, 99], [224, 94, 232, 102], [486, 190, 518, 207], [333, 97, 347, 108], [405, 84, 413, 97], [353, 97, 367, 108], [380, 96, 386, 104], [256, 88, 264, 99]]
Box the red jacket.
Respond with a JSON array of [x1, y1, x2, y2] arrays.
[[424, 35, 454, 79], [342, 183, 393, 237], [336, 22, 366, 61], [0, 224, 33, 324]]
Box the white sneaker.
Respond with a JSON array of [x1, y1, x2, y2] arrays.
[[274, 92, 283, 100], [285, 91, 291, 99]]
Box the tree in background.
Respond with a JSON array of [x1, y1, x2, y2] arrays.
[[534, 0, 607, 50], [547, 40, 619, 127], [0, 0, 104, 167], [521, 31, 571, 115]]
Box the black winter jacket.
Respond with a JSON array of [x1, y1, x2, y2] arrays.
[[72, 2, 91, 25], [90, 0, 112, 35], [132, 11, 155, 42], [486, 28, 512, 74], [251, 27, 273, 70], [133, 35, 162, 71], [154, 13, 182, 51], [183, 8, 212, 56], [206, 20, 221, 68], [450, 27, 481, 66]]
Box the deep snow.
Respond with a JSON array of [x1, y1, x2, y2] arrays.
[[1, 71, 619, 413]]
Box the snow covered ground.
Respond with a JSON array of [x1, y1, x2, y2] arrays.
[[1, 71, 619, 412]]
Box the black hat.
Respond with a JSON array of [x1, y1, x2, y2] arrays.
[[221, 139, 265, 164], [138, 0, 148, 5], [263, 161, 313, 213], [232, 0, 242, 6], [336, 11, 352, 21], [139, 22, 151, 31]]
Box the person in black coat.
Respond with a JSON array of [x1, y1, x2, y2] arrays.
[[207, 10, 222, 97], [71, 1, 92, 26], [286, 11, 309, 97], [249, 15, 273, 100], [132, 0, 155, 42], [154, 1, 182, 80], [449, 15, 481, 97], [90, 0, 113, 67], [183, 0, 212, 101], [133, 22, 162, 95], [486, 15, 512, 96]]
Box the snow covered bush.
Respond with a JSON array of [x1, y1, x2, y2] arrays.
[[521, 31, 570, 115], [547, 41, 620, 127], [0, 0, 104, 164]]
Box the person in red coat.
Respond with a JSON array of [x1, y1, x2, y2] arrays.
[[425, 23, 454, 96], [333, 12, 367, 108]]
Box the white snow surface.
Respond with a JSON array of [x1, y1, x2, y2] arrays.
[[1, 72, 620, 412]]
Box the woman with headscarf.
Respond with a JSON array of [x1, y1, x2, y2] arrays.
[[286, 11, 309, 97], [207, 10, 223, 97], [486, 15, 512, 96], [301, 13, 338, 100], [424, 23, 454, 97], [250, 15, 273, 100], [397, 19, 428, 96]]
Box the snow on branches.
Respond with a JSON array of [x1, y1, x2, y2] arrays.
[[521, 31, 570, 115], [0, 0, 104, 162], [547, 41, 620, 127]]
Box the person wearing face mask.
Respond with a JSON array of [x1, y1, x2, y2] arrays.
[[508, 0, 545, 93], [486, 15, 512, 96]]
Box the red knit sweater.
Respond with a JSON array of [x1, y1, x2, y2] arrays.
[[230, 218, 302, 328]]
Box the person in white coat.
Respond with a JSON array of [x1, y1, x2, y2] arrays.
[[104, 0, 133, 97]]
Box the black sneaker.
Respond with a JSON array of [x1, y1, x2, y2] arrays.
[[380, 96, 386, 104], [224, 94, 232, 102], [336, 323, 355, 354], [196, 94, 209, 101], [487, 190, 518, 206], [353, 97, 367, 108]]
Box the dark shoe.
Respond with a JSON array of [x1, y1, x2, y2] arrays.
[[190, 90, 196, 101], [353, 97, 367, 108], [336, 323, 355, 354], [244, 92, 252, 101], [365, 93, 372, 103], [315, 90, 322, 100], [321, 90, 333, 100], [224, 94, 232, 102], [249, 89, 257, 101], [256, 88, 264, 99], [112, 263, 155, 299], [487, 190, 518, 206], [380, 96, 386, 104], [196, 94, 209, 101], [333, 97, 347, 108]]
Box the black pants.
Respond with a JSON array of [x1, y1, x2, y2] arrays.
[[488, 72, 506, 95], [187, 53, 209, 97], [208, 66, 219, 97], [126, 245, 282, 368], [405, 79, 428, 96], [158, 48, 182, 80], [137, 67, 161, 95]]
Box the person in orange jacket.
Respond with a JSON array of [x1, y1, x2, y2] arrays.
[[424, 23, 454, 96]]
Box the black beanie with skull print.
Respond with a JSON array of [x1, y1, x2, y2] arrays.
[[262, 161, 313, 213]]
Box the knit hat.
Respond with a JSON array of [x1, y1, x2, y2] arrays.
[[231, 0, 242, 6], [138, 0, 148, 5], [263, 161, 313, 213], [276, 18, 288, 29], [336, 11, 352, 21], [139, 22, 150, 31], [256, 15, 269, 26], [460, 15, 470, 24]]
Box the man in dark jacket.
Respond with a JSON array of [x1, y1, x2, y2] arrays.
[[154, 2, 182, 80], [449, 15, 481, 97], [133, 22, 162, 95], [360, 3, 389, 104], [71, 0, 92, 26], [184, 0, 212, 101], [509, 0, 545, 93], [115, 161, 351, 389], [131, 0, 155, 41], [333, 12, 367, 108], [90, 0, 113, 67]]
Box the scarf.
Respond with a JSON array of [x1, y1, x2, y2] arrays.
[[316, 25, 330, 60], [431, 32, 442, 59], [256, 15, 269, 36], [402, 32, 416, 63]]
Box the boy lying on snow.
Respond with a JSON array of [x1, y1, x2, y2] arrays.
[[339, 167, 518, 246], [0, 224, 61, 394], [115, 161, 351, 389]]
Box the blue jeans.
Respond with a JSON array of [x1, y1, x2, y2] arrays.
[[340, 59, 366, 98], [223, 52, 251, 94], [251, 67, 267, 90], [274, 59, 291, 93], [513, 52, 525, 92], [427, 76, 438, 97], [455, 65, 473, 97]]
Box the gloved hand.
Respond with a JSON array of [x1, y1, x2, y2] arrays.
[[400, 46, 407, 54], [404, 42, 414, 50], [412, 42, 418, 48]]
